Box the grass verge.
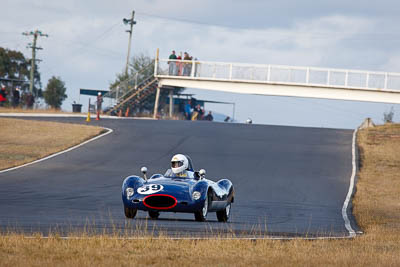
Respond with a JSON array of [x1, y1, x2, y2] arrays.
[[0, 122, 399, 266], [353, 123, 400, 233], [0, 118, 104, 170], [0, 107, 75, 114]]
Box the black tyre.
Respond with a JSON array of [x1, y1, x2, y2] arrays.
[[148, 210, 160, 219], [216, 203, 231, 222], [194, 191, 211, 222], [124, 206, 138, 219]]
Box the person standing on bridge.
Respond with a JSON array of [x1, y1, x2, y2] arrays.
[[176, 54, 183, 76], [168, 50, 177, 75], [183, 52, 192, 76]]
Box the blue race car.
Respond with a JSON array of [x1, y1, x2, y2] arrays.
[[122, 154, 235, 222]]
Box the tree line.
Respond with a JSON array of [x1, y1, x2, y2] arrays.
[[0, 47, 66, 109]]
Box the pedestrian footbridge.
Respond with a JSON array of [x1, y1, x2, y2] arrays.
[[154, 56, 400, 105]]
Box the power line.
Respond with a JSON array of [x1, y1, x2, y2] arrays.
[[61, 21, 123, 59], [137, 11, 228, 28], [137, 11, 400, 41]]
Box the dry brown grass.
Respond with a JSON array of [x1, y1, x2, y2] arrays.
[[0, 118, 104, 170], [0, 232, 399, 266], [353, 123, 400, 232], [0, 122, 400, 266], [0, 107, 76, 114]]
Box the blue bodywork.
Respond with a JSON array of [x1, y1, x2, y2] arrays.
[[122, 174, 234, 214], [122, 155, 234, 221]]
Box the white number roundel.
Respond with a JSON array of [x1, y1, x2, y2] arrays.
[[137, 184, 164, 195]]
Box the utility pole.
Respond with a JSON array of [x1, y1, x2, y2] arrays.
[[22, 30, 48, 94], [123, 11, 136, 77]]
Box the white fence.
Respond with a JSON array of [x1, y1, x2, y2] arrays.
[[156, 59, 400, 91]]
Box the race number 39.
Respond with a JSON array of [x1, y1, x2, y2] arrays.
[[137, 184, 164, 195]]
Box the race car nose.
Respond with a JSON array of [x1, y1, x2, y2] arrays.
[[143, 194, 177, 210]]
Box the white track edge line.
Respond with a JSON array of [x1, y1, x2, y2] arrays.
[[0, 127, 113, 174], [1, 116, 358, 240], [341, 128, 358, 237], [21, 236, 353, 240]]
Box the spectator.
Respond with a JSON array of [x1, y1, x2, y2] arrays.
[[191, 104, 201, 120], [183, 52, 192, 76], [194, 57, 200, 77], [96, 92, 103, 120], [12, 87, 20, 107], [184, 100, 191, 120], [0, 85, 7, 106], [26, 92, 34, 108], [204, 111, 213, 121], [199, 106, 205, 120], [192, 104, 204, 120], [168, 50, 177, 75], [97, 92, 103, 112], [176, 54, 183, 76]]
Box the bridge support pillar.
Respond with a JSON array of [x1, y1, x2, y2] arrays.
[[153, 85, 161, 119], [169, 89, 174, 118]]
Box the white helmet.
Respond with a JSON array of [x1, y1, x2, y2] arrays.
[[171, 154, 189, 174]]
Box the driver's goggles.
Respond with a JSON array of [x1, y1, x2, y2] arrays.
[[171, 161, 183, 168]]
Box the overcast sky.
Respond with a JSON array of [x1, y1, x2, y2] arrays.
[[2, 0, 400, 128]]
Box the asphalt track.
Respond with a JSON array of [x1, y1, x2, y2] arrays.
[[0, 117, 357, 237]]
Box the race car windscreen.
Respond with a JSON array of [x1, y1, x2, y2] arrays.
[[164, 169, 190, 178], [164, 169, 175, 177]]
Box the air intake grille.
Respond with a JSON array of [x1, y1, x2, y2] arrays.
[[143, 194, 177, 210]]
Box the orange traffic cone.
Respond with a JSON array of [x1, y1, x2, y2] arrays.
[[96, 111, 100, 120], [125, 107, 130, 117]]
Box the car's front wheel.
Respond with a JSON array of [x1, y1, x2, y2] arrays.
[[194, 192, 211, 222], [124, 206, 137, 219], [148, 210, 160, 219], [216, 203, 231, 222]]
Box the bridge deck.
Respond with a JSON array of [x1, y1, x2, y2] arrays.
[[154, 58, 400, 104], [156, 59, 400, 92]]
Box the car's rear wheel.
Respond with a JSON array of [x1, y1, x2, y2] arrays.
[[194, 191, 211, 222], [124, 206, 137, 219], [216, 203, 231, 222], [148, 210, 160, 219]]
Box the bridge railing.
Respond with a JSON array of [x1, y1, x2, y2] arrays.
[[155, 59, 400, 91]]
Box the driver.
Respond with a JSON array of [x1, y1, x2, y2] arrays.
[[169, 154, 193, 178]]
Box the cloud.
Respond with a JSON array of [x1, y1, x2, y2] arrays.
[[144, 14, 381, 70], [1, 0, 400, 127]]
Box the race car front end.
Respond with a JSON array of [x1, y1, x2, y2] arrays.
[[122, 177, 208, 214]]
